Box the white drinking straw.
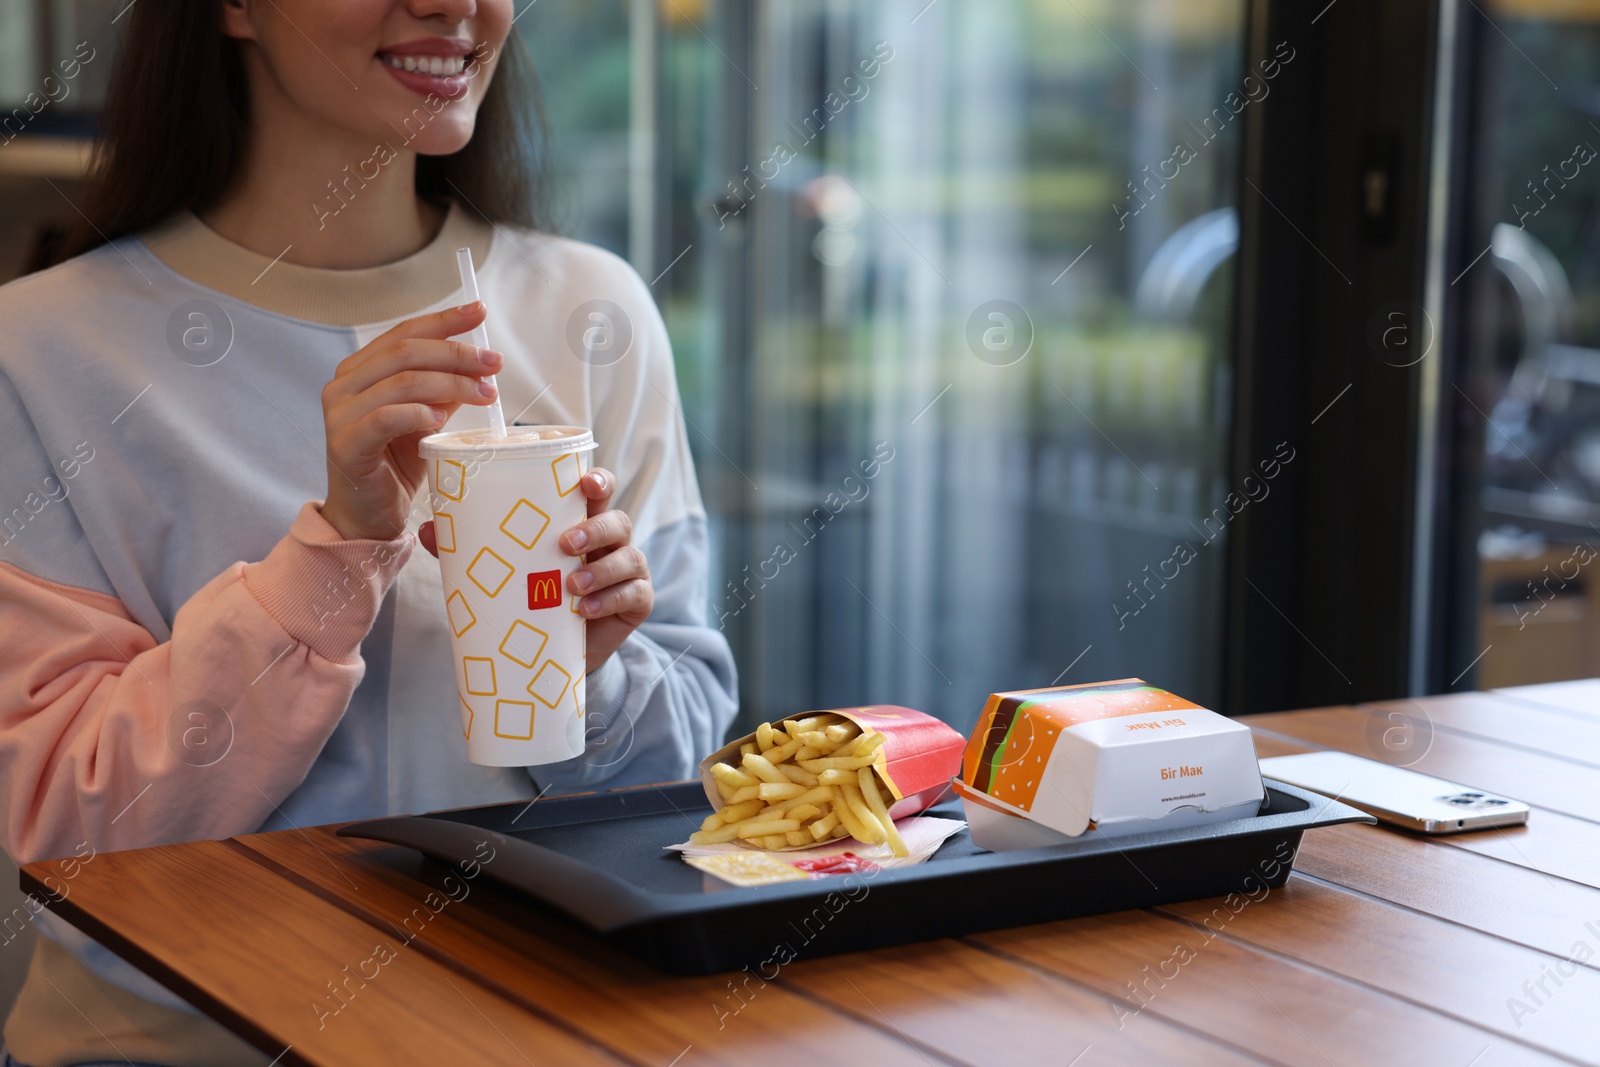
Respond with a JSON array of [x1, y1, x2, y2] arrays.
[[455, 247, 508, 438]]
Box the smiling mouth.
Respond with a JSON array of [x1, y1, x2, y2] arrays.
[[379, 53, 472, 76]]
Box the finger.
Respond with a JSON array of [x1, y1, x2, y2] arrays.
[[338, 302, 487, 376], [332, 338, 502, 401], [561, 507, 632, 555], [338, 368, 498, 424], [332, 301, 487, 381], [418, 520, 438, 558], [333, 403, 449, 463], [568, 545, 648, 595], [581, 469, 614, 513], [578, 577, 654, 619]]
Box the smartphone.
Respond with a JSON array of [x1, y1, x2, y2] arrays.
[[1259, 751, 1530, 833]]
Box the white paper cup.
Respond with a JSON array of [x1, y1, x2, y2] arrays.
[[418, 426, 597, 766]]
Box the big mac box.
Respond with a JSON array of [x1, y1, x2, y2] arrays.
[[697, 706, 964, 850], [955, 679, 1263, 851]]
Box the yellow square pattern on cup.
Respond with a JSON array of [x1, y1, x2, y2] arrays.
[[552, 452, 582, 497], [435, 459, 465, 501], [463, 656, 497, 696], [434, 512, 457, 553], [494, 700, 536, 740], [528, 659, 572, 708], [499, 499, 550, 550], [466, 546, 515, 598], [445, 590, 475, 637], [459, 692, 474, 740], [498, 620, 549, 669]]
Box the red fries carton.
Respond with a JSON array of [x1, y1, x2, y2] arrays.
[[699, 706, 964, 822], [958, 679, 1263, 850]]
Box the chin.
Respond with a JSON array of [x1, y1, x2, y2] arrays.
[[399, 118, 477, 157]]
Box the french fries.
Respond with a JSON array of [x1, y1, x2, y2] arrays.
[[690, 715, 909, 857]]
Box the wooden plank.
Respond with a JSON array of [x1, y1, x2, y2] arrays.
[[1290, 821, 1600, 968], [235, 826, 949, 1067], [1494, 678, 1600, 720], [971, 908, 1564, 1067], [22, 841, 626, 1067], [1365, 691, 1600, 767], [1251, 731, 1316, 759], [1433, 807, 1600, 891], [782, 939, 1266, 1067], [1247, 716, 1600, 890], [1158, 876, 1600, 1064], [1242, 707, 1600, 823]]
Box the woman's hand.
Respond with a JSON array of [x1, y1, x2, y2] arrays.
[[562, 469, 654, 672], [320, 302, 502, 542], [418, 468, 653, 673]]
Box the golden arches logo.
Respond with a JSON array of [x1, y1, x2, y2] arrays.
[[527, 569, 562, 610]]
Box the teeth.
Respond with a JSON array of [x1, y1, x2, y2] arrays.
[[384, 54, 465, 75]]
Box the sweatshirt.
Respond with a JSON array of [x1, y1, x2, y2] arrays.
[[0, 201, 736, 1065]]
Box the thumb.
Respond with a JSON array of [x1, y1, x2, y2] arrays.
[[418, 520, 439, 558]]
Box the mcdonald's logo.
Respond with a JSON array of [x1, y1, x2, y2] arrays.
[[527, 569, 562, 610]]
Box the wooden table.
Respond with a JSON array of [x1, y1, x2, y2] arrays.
[[23, 681, 1600, 1066]]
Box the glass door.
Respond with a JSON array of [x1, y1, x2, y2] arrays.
[[521, 0, 1252, 730], [1444, 0, 1600, 689]]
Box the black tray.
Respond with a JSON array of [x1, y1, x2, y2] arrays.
[[339, 779, 1371, 975]]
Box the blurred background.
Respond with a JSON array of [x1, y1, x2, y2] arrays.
[[518, 0, 1245, 731], [3, 0, 1600, 1009]]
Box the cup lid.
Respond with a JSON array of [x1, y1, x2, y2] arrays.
[[419, 425, 595, 459]]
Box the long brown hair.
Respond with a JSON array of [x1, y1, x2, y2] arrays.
[[62, 2, 550, 260]]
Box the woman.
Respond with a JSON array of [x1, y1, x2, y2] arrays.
[[0, 2, 736, 1063]]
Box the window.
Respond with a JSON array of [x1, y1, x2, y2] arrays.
[[1449, 1, 1600, 688], [523, 0, 1251, 728]]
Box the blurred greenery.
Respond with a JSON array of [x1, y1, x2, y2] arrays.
[[1490, 18, 1600, 337], [516, 0, 631, 242]]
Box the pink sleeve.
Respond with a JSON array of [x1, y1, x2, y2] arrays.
[[0, 502, 413, 864]]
